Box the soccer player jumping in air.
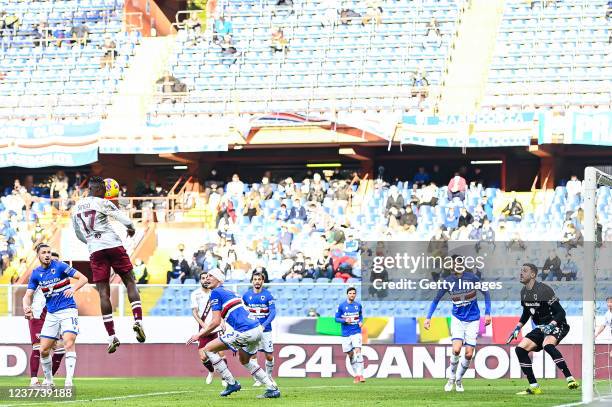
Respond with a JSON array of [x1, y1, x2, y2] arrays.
[[507, 263, 579, 395], [71, 176, 145, 353], [425, 256, 491, 392], [336, 287, 365, 383], [187, 268, 280, 399]]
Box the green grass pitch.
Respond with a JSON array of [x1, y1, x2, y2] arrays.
[[0, 377, 581, 407]]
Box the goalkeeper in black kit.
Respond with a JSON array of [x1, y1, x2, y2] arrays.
[[506, 263, 580, 395]]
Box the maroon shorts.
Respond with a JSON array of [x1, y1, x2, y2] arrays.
[[198, 332, 219, 349], [29, 309, 47, 345], [90, 246, 133, 283]]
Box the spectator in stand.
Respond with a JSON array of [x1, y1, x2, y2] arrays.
[[260, 176, 273, 200], [478, 219, 495, 250], [427, 227, 448, 281], [385, 185, 404, 215], [219, 35, 239, 66], [473, 203, 488, 224], [424, 18, 442, 48], [279, 224, 293, 253], [413, 167, 430, 186], [458, 207, 474, 228], [561, 221, 583, 249], [362, 0, 383, 25], [184, 12, 202, 44], [418, 182, 438, 208], [565, 175, 582, 201], [167, 256, 190, 284], [70, 21, 89, 46], [447, 172, 467, 201], [99, 34, 117, 68], [284, 252, 307, 280], [226, 173, 244, 198], [340, 6, 361, 25], [307, 308, 320, 317], [541, 249, 561, 281], [308, 173, 326, 203], [133, 258, 149, 284], [216, 195, 236, 227], [50, 170, 69, 210], [213, 15, 233, 44], [276, 203, 290, 221], [52, 25, 67, 47], [480, 195, 494, 220], [398, 206, 418, 233], [243, 191, 262, 220], [501, 194, 523, 222], [156, 71, 185, 102], [270, 27, 288, 54], [289, 198, 307, 222], [333, 180, 351, 211], [314, 248, 334, 280], [560, 252, 578, 281]]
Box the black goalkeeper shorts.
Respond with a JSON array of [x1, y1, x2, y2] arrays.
[[525, 323, 570, 351]]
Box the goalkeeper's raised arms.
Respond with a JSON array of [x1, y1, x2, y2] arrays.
[[506, 326, 521, 344]]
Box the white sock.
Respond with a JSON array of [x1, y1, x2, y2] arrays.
[[456, 356, 471, 381], [353, 353, 364, 376], [265, 358, 274, 379], [64, 352, 76, 385], [205, 352, 236, 385], [449, 354, 460, 379], [41, 355, 53, 383], [243, 360, 277, 391]]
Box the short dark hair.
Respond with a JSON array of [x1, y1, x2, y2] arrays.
[[199, 271, 208, 279], [35, 243, 50, 253], [606, 296, 612, 302], [523, 263, 538, 277], [51, 252, 59, 258], [89, 176, 104, 187], [347, 287, 356, 295], [251, 272, 265, 281]]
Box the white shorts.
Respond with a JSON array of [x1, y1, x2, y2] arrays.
[[40, 308, 79, 341], [219, 325, 263, 355], [341, 333, 362, 353], [258, 330, 274, 353], [450, 316, 479, 347]]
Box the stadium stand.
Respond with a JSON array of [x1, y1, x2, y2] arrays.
[[482, 0, 611, 109], [151, 0, 467, 118], [0, 0, 139, 120]]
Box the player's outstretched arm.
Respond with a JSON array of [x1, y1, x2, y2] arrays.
[[481, 288, 492, 325], [425, 287, 446, 324], [22, 289, 35, 320]]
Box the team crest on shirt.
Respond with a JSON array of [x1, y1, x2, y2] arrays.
[[261, 295, 265, 301], [51, 269, 55, 275], [530, 308, 535, 314]]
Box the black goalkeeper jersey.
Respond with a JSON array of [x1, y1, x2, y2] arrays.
[[519, 280, 567, 326]]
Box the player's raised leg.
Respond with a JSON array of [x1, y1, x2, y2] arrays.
[[515, 338, 542, 395], [117, 267, 145, 342], [96, 280, 120, 353]]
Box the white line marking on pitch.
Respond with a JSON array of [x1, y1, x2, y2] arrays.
[[0, 390, 194, 407]]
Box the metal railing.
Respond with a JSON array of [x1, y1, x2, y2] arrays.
[[1, 282, 353, 317]]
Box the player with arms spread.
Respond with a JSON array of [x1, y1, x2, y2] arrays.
[[242, 272, 277, 387], [424, 257, 492, 392], [190, 270, 226, 385], [187, 269, 281, 399], [71, 176, 145, 353], [507, 263, 579, 395], [335, 287, 365, 383], [22, 244, 88, 388]]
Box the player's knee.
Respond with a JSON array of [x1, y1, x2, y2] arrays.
[[266, 354, 274, 362], [543, 344, 557, 354], [464, 350, 474, 360], [354, 353, 363, 363], [40, 348, 51, 358], [515, 346, 528, 358]]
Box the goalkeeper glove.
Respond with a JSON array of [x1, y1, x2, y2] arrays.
[[541, 323, 556, 335], [506, 325, 521, 344]]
